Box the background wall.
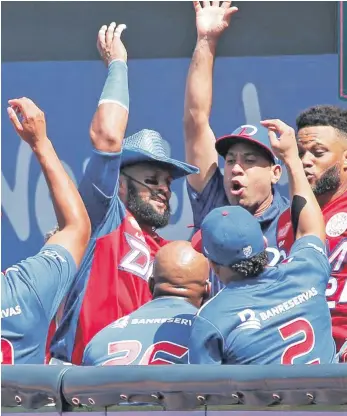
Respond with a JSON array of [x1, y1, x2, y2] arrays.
[[2, 1, 346, 268]]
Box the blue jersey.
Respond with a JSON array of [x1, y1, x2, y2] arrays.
[[82, 297, 197, 366], [1, 245, 76, 364], [50, 150, 168, 365], [189, 235, 336, 365], [187, 169, 289, 296]]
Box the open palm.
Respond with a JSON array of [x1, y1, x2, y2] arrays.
[[194, 1, 238, 39]]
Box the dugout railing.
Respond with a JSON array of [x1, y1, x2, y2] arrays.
[[2, 364, 347, 413]]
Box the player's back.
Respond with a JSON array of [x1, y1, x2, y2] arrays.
[[83, 297, 197, 366], [193, 236, 336, 365], [1, 245, 76, 364]]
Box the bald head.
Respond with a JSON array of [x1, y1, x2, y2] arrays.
[[151, 241, 209, 306]]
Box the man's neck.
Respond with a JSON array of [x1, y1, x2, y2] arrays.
[[254, 191, 274, 217], [316, 182, 347, 209]]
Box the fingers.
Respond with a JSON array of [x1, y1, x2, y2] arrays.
[[105, 21, 116, 47], [97, 24, 107, 50], [221, 0, 231, 8], [114, 23, 126, 38], [8, 97, 39, 120], [226, 5, 238, 16], [193, 0, 202, 11], [261, 119, 290, 134], [7, 107, 23, 133], [212, 1, 220, 6], [202, 1, 210, 7]]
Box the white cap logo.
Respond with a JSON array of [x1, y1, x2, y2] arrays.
[[243, 245, 253, 258]]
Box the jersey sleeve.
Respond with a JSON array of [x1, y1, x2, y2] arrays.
[[187, 169, 229, 230], [3, 244, 76, 322], [188, 315, 224, 364], [287, 235, 331, 285], [78, 149, 122, 232]]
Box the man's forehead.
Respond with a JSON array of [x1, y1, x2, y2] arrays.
[[297, 126, 336, 146], [226, 141, 263, 156]]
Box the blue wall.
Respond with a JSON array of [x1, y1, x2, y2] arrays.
[[2, 54, 346, 268]]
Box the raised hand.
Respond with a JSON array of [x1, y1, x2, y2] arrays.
[[260, 119, 299, 163], [97, 22, 127, 67], [7, 97, 47, 147], [193, 1, 238, 41]]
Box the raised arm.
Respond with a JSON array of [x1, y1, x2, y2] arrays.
[[7, 97, 91, 267], [90, 22, 129, 153], [261, 119, 325, 243], [183, 1, 238, 192]]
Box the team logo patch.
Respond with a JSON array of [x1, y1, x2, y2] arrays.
[[111, 315, 130, 329], [243, 245, 253, 258], [278, 221, 291, 239], [326, 212, 347, 238]]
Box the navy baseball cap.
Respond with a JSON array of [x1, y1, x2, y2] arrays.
[[215, 123, 277, 164], [201, 206, 265, 267]]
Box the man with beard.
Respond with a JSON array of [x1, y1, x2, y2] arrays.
[[276, 105, 347, 357], [49, 22, 198, 365], [184, 1, 289, 295], [82, 241, 210, 366]]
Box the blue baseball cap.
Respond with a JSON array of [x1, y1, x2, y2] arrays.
[[215, 123, 277, 164], [121, 129, 199, 180], [201, 206, 265, 267]]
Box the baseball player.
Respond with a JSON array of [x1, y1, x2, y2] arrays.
[[184, 1, 289, 295], [188, 118, 336, 365], [276, 105, 347, 356], [82, 241, 209, 365], [49, 23, 199, 364], [1, 98, 91, 364]]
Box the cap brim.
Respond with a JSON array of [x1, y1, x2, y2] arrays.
[[121, 148, 199, 179], [215, 134, 275, 163]]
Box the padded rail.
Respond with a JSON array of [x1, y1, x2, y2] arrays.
[[2, 364, 347, 411]]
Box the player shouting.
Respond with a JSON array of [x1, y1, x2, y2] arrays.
[[189, 118, 336, 365]]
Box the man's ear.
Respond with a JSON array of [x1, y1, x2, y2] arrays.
[[270, 164, 282, 185]]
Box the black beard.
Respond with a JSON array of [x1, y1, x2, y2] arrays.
[[126, 179, 171, 229], [313, 165, 341, 196]]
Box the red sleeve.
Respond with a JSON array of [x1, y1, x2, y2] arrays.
[[276, 207, 295, 256], [191, 229, 202, 253]]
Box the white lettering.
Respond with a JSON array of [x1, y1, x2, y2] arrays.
[[1, 305, 22, 318], [260, 287, 318, 321]]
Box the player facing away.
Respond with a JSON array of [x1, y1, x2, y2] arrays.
[[1, 98, 91, 364], [276, 106, 347, 355], [49, 23, 199, 364], [82, 241, 210, 365], [188, 118, 336, 365], [184, 1, 289, 295]]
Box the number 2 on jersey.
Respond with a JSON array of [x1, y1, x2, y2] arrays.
[[103, 340, 188, 365], [278, 318, 320, 365], [1, 338, 14, 364]]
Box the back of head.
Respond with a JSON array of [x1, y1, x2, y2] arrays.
[[151, 241, 209, 306], [201, 206, 268, 283]]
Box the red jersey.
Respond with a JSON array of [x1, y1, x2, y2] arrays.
[[49, 152, 168, 364], [276, 192, 347, 351]]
